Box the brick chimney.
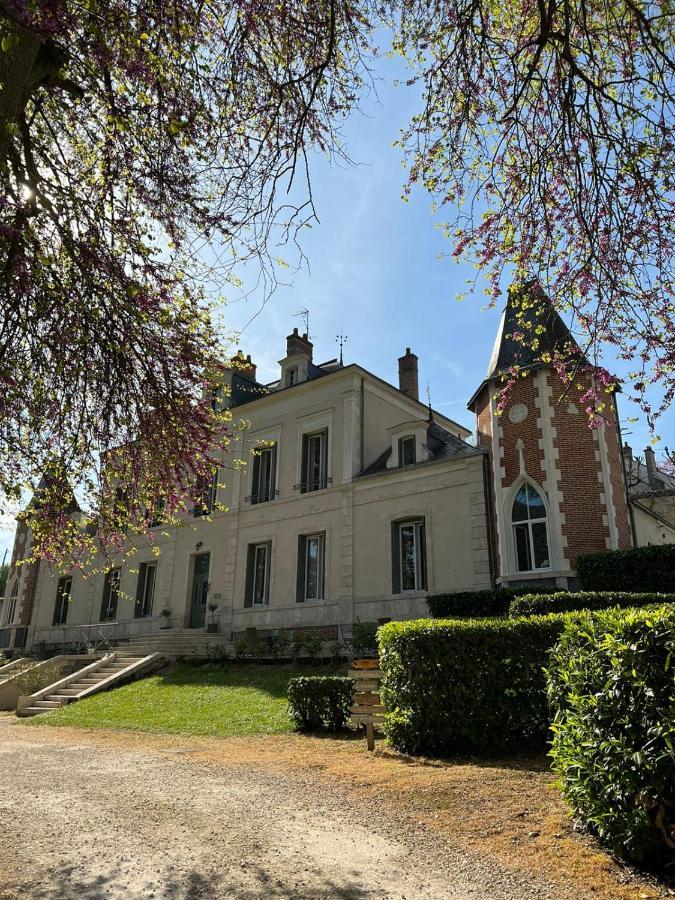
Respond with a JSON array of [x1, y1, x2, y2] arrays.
[[644, 446, 661, 489], [286, 328, 313, 361], [232, 350, 257, 382], [398, 348, 419, 401]]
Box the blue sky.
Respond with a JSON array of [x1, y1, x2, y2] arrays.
[[1, 50, 672, 562]]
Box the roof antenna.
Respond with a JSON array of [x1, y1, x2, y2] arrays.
[[426, 382, 433, 422], [336, 330, 348, 366], [294, 307, 310, 338]]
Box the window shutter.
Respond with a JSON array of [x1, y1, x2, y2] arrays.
[[321, 431, 329, 486], [300, 435, 309, 492], [296, 536, 306, 603], [319, 535, 326, 600], [100, 574, 111, 621], [244, 545, 255, 608], [419, 520, 428, 591], [134, 564, 146, 618], [391, 523, 401, 594], [270, 445, 277, 499]]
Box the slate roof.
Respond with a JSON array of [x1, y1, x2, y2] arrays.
[[469, 282, 583, 409], [628, 457, 675, 497], [359, 421, 483, 478]]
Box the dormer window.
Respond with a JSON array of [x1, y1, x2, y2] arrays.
[[398, 436, 416, 468], [286, 367, 298, 387]]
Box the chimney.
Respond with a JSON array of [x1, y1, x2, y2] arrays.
[[622, 442, 633, 474], [644, 447, 660, 488], [232, 350, 257, 382], [398, 348, 419, 401], [286, 327, 313, 361]]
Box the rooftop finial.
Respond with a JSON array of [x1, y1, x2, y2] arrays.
[[336, 330, 348, 366], [426, 382, 433, 422]]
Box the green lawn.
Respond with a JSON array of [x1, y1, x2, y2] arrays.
[[30, 663, 339, 737]]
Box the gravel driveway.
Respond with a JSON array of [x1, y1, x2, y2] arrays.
[[0, 721, 573, 899]]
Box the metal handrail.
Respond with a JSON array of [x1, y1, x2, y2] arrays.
[[73, 622, 119, 654]]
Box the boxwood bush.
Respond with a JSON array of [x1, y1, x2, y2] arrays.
[[287, 676, 354, 732], [577, 544, 675, 593], [548, 605, 675, 864], [378, 615, 568, 756], [426, 585, 551, 619], [509, 590, 675, 618]]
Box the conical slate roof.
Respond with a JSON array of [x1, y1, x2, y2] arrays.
[[469, 282, 583, 409]]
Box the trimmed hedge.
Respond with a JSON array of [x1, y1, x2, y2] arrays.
[[548, 605, 675, 864], [577, 544, 675, 593], [287, 676, 354, 732], [426, 585, 551, 619], [378, 615, 568, 756], [509, 590, 675, 618]]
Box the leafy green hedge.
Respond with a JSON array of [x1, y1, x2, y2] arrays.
[[287, 676, 354, 732], [426, 585, 551, 619], [378, 615, 568, 756], [548, 605, 675, 864], [509, 590, 675, 618], [577, 544, 675, 593]]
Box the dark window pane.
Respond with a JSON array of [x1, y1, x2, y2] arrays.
[[514, 523, 532, 571], [526, 484, 546, 519], [253, 545, 268, 605], [532, 522, 550, 568], [306, 537, 320, 598], [512, 486, 529, 522], [400, 437, 416, 467]]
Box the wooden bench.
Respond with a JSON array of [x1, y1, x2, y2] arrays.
[[349, 659, 384, 751]]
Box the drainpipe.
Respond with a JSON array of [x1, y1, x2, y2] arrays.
[[359, 377, 365, 473], [613, 395, 637, 548], [482, 451, 497, 588]]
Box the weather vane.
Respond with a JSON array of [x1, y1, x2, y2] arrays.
[[294, 307, 310, 337], [336, 330, 349, 365]]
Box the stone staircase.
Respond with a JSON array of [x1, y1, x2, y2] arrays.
[[17, 652, 162, 717], [117, 630, 233, 660]]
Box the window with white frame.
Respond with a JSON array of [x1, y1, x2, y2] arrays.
[[53, 576, 72, 626], [286, 366, 298, 387], [297, 533, 325, 601], [250, 445, 277, 504], [193, 468, 218, 517], [245, 542, 271, 606], [392, 519, 427, 593], [134, 562, 157, 618], [100, 568, 121, 621], [4, 580, 18, 625], [511, 482, 550, 571], [300, 430, 329, 493]]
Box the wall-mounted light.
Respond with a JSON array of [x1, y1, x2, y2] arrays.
[[195, 541, 203, 551]]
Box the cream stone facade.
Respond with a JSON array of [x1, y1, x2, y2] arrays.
[[2, 334, 492, 653]]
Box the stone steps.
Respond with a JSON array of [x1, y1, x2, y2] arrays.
[[18, 653, 162, 717]]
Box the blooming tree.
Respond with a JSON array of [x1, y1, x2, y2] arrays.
[[1, 0, 674, 564]]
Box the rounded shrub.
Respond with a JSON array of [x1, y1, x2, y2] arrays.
[[548, 605, 675, 864], [378, 615, 568, 756], [509, 591, 675, 618], [426, 585, 550, 619], [287, 675, 354, 732]]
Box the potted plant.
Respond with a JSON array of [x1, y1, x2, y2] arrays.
[[160, 607, 172, 629], [207, 602, 219, 633]]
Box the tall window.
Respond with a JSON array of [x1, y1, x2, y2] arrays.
[[53, 576, 72, 626], [297, 533, 325, 602], [250, 446, 277, 504], [245, 542, 271, 606], [392, 519, 427, 593], [300, 431, 329, 493], [512, 482, 550, 571], [398, 436, 416, 467], [286, 367, 298, 387], [134, 562, 157, 618], [4, 580, 18, 625], [193, 469, 218, 517], [100, 568, 121, 621]]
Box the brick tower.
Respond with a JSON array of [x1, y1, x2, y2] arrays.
[[468, 284, 633, 589]]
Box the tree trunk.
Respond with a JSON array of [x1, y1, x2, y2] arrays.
[[0, 13, 43, 169]]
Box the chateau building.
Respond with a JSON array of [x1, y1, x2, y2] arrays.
[[0, 287, 668, 653]]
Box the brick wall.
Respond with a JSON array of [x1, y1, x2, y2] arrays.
[[474, 386, 500, 575]]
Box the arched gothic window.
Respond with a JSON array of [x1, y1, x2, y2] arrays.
[[3, 580, 18, 625], [512, 482, 550, 571]]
